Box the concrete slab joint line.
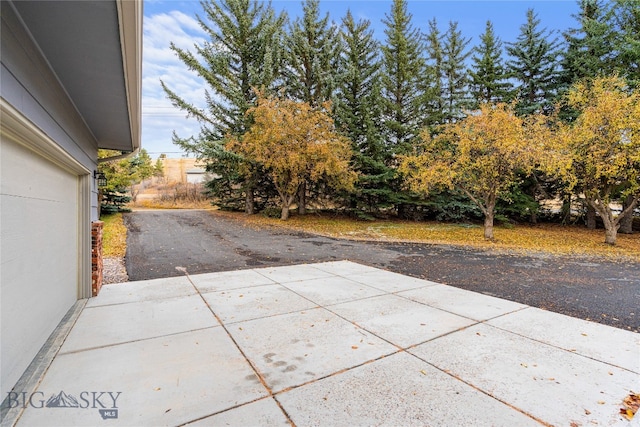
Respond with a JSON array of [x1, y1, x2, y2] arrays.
[[9, 261, 639, 427], [180, 265, 297, 427]]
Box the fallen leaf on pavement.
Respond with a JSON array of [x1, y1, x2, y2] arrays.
[[621, 393, 639, 420]]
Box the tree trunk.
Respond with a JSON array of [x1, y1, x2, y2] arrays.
[[483, 212, 494, 240], [589, 199, 618, 245], [280, 193, 294, 220], [561, 193, 571, 225], [130, 185, 138, 202], [529, 180, 538, 224], [604, 227, 617, 245], [298, 182, 307, 215], [397, 203, 406, 219], [586, 205, 596, 229], [619, 195, 634, 234], [281, 205, 290, 220], [245, 187, 255, 214]]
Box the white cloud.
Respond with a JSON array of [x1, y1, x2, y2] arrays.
[[141, 11, 208, 157]]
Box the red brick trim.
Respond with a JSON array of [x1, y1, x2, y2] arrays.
[[91, 221, 104, 296]]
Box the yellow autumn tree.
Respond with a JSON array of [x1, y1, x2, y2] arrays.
[[400, 103, 538, 240], [230, 96, 356, 220], [551, 75, 640, 245]]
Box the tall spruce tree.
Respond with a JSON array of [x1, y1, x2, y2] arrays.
[[441, 21, 471, 122], [506, 9, 561, 116], [468, 20, 512, 108], [336, 11, 383, 156], [285, 0, 340, 106], [423, 18, 446, 127], [381, 0, 426, 156], [162, 0, 285, 213], [380, 0, 428, 217], [560, 0, 614, 92], [608, 0, 640, 86], [284, 0, 340, 214], [336, 11, 394, 215]]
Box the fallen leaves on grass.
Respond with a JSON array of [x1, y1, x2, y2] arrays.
[[101, 213, 127, 257], [212, 211, 640, 262]]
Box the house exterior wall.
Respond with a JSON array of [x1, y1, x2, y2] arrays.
[[0, 2, 96, 399], [1, 2, 100, 220]]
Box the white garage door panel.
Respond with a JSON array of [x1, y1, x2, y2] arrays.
[[1, 138, 79, 398]]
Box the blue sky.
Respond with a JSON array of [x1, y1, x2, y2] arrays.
[[142, 0, 579, 158]]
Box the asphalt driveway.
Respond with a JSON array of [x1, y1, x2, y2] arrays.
[[124, 209, 640, 332]]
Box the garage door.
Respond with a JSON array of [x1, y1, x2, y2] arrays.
[[1, 137, 80, 397]]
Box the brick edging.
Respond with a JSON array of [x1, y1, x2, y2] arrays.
[[91, 221, 104, 296]]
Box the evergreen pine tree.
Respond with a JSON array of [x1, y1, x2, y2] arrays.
[[608, 0, 640, 86], [468, 20, 512, 108], [162, 0, 285, 213], [381, 0, 426, 156], [285, 0, 340, 106], [560, 0, 614, 91], [335, 11, 395, 215], [380, 0, 429, 218], [423, 18, 446, 127], [441, 21, 471, 122], [506, 9, 561, 116]]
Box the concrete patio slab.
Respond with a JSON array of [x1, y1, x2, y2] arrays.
[[399, 283, 528, 321], [15, 328, 269, 427], [254, 264, 334, 284], [85, 276, 195, 307], [189, 269, 276, 293], [487, 306, 640, 373], [328, 294, 475, 348], [277, 351, 541, 427], [409, 323, 638, 426], [62, 295, 219, 353], [310, 260, 382, 276], [228, 307, 397, 393], [347, 269, 439, 293], [8, 261, 638, 427], [281, 276, 384, 306], [200, 284, 318, 324], [185, 398, 289, 426]]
